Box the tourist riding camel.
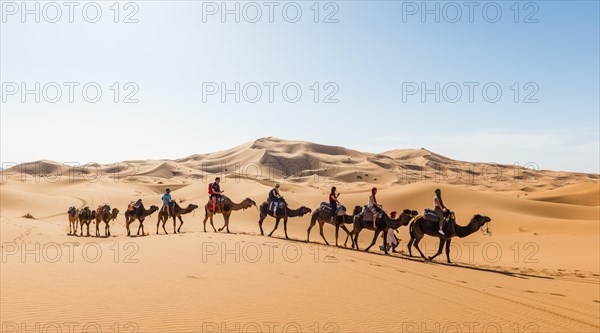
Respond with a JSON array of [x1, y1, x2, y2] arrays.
[[208, 177, 224, 214], [408, 212, 492, 263], [268, 183, 283, 215], [433, 188, 449, 235], [257, 198, 311, 239], [307, 204, 361, 247], [157, 201, 199, 234], [348, 208, 417, 254], [124, 200, 158, 236], [328, 186, 341, 223], [161, 188, 173, 218], [203, 195, 256, 233], [368, 187, 382, 229]]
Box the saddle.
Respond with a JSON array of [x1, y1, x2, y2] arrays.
[[362, 205, 383, 222], [269, 199, 286, 212], [128, 199, 142, 212], [423, 208, 440, 222], [320, 202, 346, 216]]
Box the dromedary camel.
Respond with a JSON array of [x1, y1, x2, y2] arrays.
[[156, 201, 199, 234], [257, 200, 311, 239], [124, 203, 158, 236], [348, 208, 417, 254], [67, 207, 79, 235], [95, 205, 119, 237], [202, 196, 256, 233], [306, 205, 362, 247], [408, 212, 492, 263], [78, 207, 95, 237]]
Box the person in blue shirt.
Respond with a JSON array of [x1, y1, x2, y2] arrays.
[[162, 188, 173, 217]]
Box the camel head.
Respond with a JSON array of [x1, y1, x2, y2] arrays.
[[471, 214, 492, 235], [352, 206, 362, 216], [111, 208, 120, 219], [242, 198, 257, 210], [187, 203, 199, 211], [297, 206, 312, 217], [148, 205, 159, 215]]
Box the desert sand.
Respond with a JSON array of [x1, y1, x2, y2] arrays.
[[1, 137, 598, 332]]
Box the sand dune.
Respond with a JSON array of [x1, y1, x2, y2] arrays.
[[1, 137, 598, 332]]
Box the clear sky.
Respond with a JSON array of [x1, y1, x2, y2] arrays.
[[1, 1, 598, 173]]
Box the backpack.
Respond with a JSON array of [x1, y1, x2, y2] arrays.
[[208, 183, 214, 195]]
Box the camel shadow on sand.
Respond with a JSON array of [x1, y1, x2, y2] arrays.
[[260, 233, 554, 281]]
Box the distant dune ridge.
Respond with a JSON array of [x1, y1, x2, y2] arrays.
[[3, 137, 598, 192], [1, 137, 599, 332]]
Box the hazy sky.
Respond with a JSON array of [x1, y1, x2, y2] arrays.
[[1, 1, 598, 173]]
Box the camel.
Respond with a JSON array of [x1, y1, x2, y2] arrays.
[[78, 207, 95, 237], [408, 213, 492, 263], [347, 208, 417, 254], [67, 207, 79, 235], [306, 205, 362, 247], [202, 196, 257, 233], [156, 201, 199, 234], [257, 200, 312, 239], [124, 203, 158, 236], [95, 205, 119, 237]]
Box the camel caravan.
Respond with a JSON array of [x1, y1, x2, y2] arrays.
[[65, 178, 492, 260]]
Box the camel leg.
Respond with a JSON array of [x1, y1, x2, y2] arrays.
[[340, 225, 353, 248], [106, 222, 110, 237], [335, 224, 340, 247], [96, 221, 100, 237], [319, 221, 329, 246], [126, 219, 131, 236], [172, 215, 177, 234], [283, 217, 289, 239], [209, 215, 217, 232], [177, 216, 184, 233], [365, 229, 381, 252], [259, 216, 266, 236], [353, 229, 361, 250], [202, 212, 208, 232], [156, 215, 161, 234], [413, 236, 427, 259], [162, 218, 168, 235], [445, 238, 452, 263], [79, 221, 84, 236], [86, 223, 90, 237], [219, 213, 231, 233], [268, 217, 280, 237], [137, 219, 145, 236], [429, 239, 446, 261], [306, 217, 316, 242], [381, 228, 389, 255], [407, 237, 414, 257]]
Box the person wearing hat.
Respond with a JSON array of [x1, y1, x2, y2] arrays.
[[268, 183, 283, 215], [162, 188, 173, 217], [434, 188, 448, 235]]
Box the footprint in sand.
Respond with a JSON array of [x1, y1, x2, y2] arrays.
[[593, 300, 599, 303], [523, 290, 537, 294], [549, 293, 566, 297]]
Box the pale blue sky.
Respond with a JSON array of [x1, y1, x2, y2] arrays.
[[1, 1, 598, 173]]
